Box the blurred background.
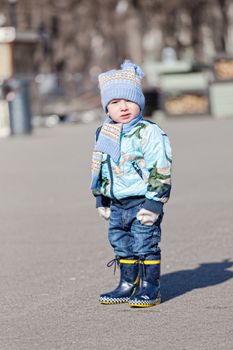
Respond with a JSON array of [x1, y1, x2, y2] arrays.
[[0, 0, 233, 136]]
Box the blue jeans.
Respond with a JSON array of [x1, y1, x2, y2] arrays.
[[108, 203, 162, 258]]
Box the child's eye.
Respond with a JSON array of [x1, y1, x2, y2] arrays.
[[111, 100, 118, 104]]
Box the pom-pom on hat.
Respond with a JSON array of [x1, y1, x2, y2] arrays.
[[98, 59, 145, 112]]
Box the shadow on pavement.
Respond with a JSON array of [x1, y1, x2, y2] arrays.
[[161, 259, 233, 303]]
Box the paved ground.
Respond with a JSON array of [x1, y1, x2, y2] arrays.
[[0, 116, 232, 350]]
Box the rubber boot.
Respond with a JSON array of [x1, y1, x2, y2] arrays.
[[99, 258, 139, 304], [128, 256, 161, 308]]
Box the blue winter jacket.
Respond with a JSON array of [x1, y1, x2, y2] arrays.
[[94, 120, 172, 214]]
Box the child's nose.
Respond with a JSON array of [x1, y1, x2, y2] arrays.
[[120, 100, 128, 110]]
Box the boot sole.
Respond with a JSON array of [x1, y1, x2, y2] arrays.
[[99, 296, 130, 304], [99, 300, 129, 305], [128, 299, 161, 308]]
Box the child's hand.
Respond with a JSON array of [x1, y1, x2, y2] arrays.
[[136, 208, 159, 226], [97, 207, 111, 220]]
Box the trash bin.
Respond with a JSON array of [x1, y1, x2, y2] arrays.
[[4, 78, 32, 135]]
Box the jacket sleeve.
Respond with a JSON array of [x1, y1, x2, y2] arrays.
[[141, 124, 172, 214], [95, 194, 111, 208], [93, 126, 111, 208]]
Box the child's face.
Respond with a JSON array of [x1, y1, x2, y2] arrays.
[[107, 99, 140, 124]]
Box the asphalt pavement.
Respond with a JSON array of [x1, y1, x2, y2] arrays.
[[0, 116, 232, 350]]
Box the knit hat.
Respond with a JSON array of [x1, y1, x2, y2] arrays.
[[98, 59, 145, 112]]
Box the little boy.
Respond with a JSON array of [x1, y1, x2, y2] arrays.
[[91, 60, 172, 307]]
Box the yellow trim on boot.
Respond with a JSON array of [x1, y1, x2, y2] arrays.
[[119, 259, 138, 264], [119, 259, 160, 265], [141, 260, 161, 265]]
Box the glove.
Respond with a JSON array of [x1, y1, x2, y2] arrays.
[[136, 208, 159, 226], [97, 207, 111, 220]]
